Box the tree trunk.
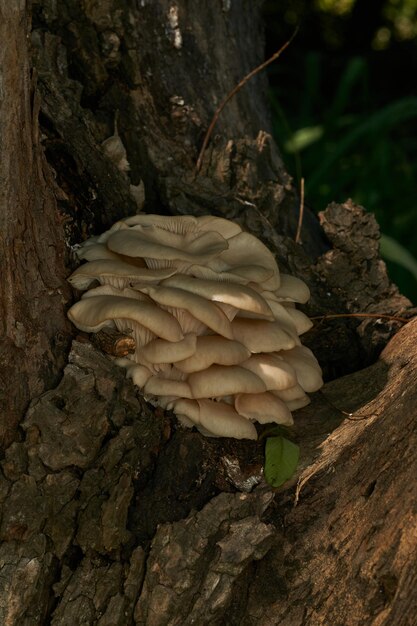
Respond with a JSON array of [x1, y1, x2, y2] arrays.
[[0, 1, 415, 625], [0, 1, 71, 449]]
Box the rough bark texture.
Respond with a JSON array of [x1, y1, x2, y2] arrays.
[[0, 1, 71, 448], [1, 1, 416, 625], [244, 318, 417, 626]]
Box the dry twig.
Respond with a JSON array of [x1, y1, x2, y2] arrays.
[[196, 28, 299, 172], [91, 327, 136, 357], [311, 313, 410, 324], [295, 177, 305, 244], [319, 391, 378, 422]]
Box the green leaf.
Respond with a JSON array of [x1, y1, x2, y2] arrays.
[[380, 233, 417, 282], [264, 436, 300, 488], [284, 125, 324, 153], [328, 57, 366, 123], [307, 97, 417, 191]]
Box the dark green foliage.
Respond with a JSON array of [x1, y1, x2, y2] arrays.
[[264, 2, 417, 303], [269, 54, 417, 303]]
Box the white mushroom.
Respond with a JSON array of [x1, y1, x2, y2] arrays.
[[174, 398, 258, 440], [272, 274, 311, 304], [272, 383, 308, 401], [283, 307, 314, 335], [68, 295, 183, 341], [235, 392, 294, 426], [136, 285, 234, 339], [141, 334, 197, 364], [278, 346, 323, 392], [230, 318, 297, 353], [208, 231, 281, 290], [162, 274, 274, 318], [115, 358, 153, 388], [67, 213, 322, 440], [76, 243, 121, 262], [144, 376, 193, 399], [188, 364, 267, 398], [282, 396, 311, 411], [107, 227, 228, 266], [68, 259, 176, 290], [123, 213, 199, 231], [196, 215, 242, 239], [239, 353, 298, 390], [175, 335, 250, 373]]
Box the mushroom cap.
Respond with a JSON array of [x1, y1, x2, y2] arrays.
[[289, 344, 321, 364], [161, 274, 274, 319], [186, 264, 249, 284], [230, 318, 297, 353], [209, 232, 280, 290], [185, 264, 276, 289], [122, 214, 242, 242], [67, 295, 183, 341], [198, 399, 258, 439], [76, 243, 120, 262], [68, 259, 176, 290], [173, 398, 201, 425], [144, 376, 193, 399], [137, 285, 234, 339], [273, 274, 310, 304], [229, 265, 275, 285], [174, 398, 258, 440], [141, 334, 197, 364], [235, 392, 294, 426], [96, 220, 130, 243], [278, 346, 323, 392], [163, 307, 208, 336], [272, 383, 308, 401], [214, 302, 240, 321], [188, 364, 266, 398], [81, 284, 149, 300], [175, 335, 251, 373], [127, 364, 153, 387], [114, 358, 153, 387], [236, 300, 301, 341], [122, 214, 199, 232], [284, 307, 314, 335], [196, 215, 243, 238], [107, 227, 228, 264], [279, 395, 311, 411], [240, 353, 298, 390], [259, 299, 298, 330], [77, 244, 148, 267]]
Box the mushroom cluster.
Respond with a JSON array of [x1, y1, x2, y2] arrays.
[[67, 214, 323, 439]]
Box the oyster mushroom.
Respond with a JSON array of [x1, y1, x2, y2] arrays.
[[67, 213, 323, 439]]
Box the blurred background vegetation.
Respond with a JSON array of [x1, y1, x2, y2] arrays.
[[263, 0, 417, 303]]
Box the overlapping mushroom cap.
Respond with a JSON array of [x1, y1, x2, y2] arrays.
[[68, 214, 323, 439]]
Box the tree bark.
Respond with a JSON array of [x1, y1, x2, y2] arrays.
[[0, 1, 415, 625], [0, 1, 71, 448]]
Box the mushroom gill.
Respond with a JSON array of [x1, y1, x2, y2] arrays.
[[67, 214, 323, 439]]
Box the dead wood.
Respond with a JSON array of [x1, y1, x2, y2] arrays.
[[1, 321, 416, 625], [243, 317, 417, 626]]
